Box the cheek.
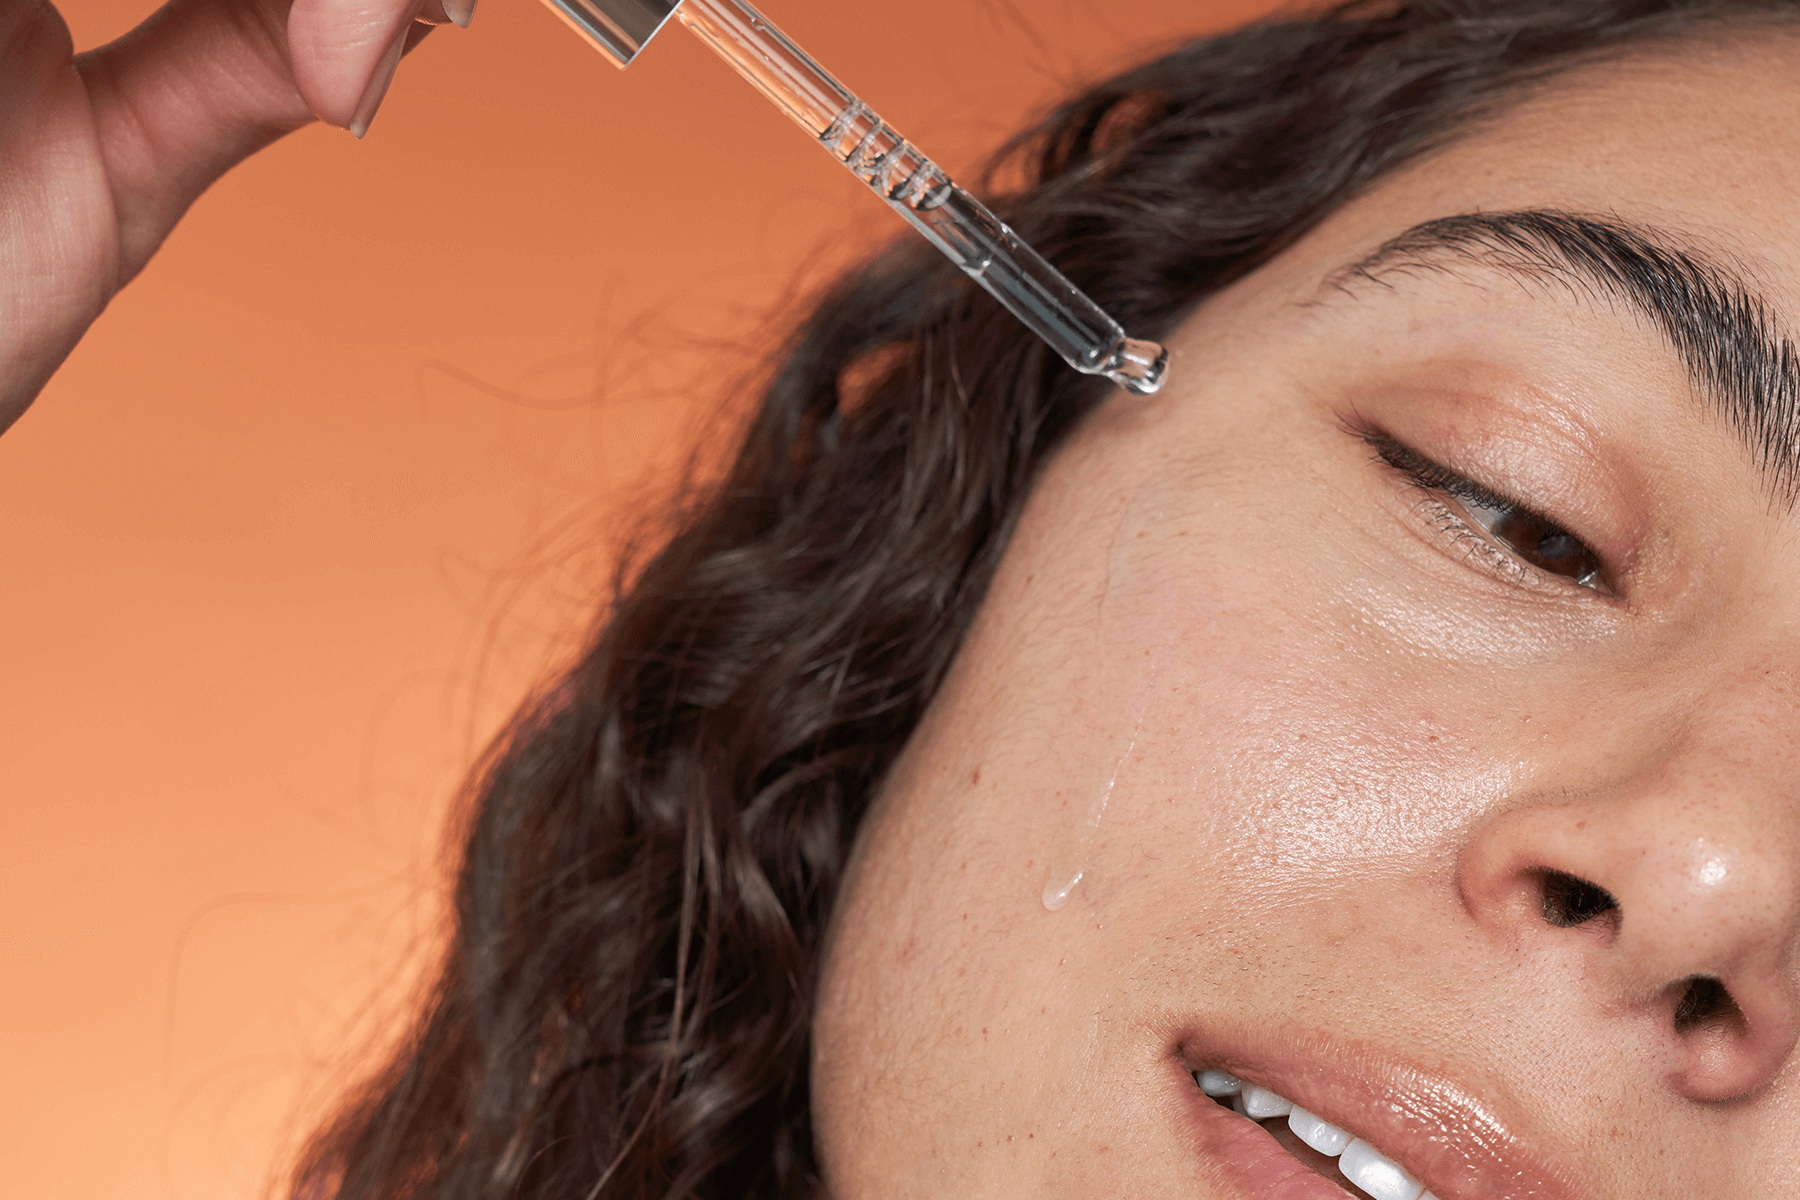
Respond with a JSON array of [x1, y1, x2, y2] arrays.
[[1053, 476, 1586, 984], [810, 406, 1568, 1188], [1087, 512, 1484, 870], [811, 748, 1149, 1197], [807, 534, 1521, 1194]]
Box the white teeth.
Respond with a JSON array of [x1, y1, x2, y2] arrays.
[[1286, 1105, 1352, 1157], [1196, 1069, 1243, 1097], [1197, 1068, 1434, 1200], [1237, 1083, 1293, 1119], [1338, 1138, 1425, 1200]]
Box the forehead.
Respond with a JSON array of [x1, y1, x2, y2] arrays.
[[1138, 32, 1800, 509], [1256, 32, 1800, 309]]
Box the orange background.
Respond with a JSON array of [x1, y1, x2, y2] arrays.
[[2, 1, 1275, 1197]]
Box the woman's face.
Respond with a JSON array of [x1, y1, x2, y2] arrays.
[[812, 33, 1800, 1200]]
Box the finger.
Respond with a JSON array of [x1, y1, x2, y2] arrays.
[[340, 16, 435, 139], [75, 0, 317, 284], [0, 0, 117, 433], [287, 0, 436, 134]]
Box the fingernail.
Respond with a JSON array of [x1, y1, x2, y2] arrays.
[[349, 27, 409, 139], [440, 0, 476, 28]]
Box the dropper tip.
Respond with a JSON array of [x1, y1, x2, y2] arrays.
[[1105, 337, 1169, 396]]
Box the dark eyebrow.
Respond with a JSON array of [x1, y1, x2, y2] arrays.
[[1323, 209, 1800, 506]]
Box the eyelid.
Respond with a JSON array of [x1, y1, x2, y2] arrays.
[[1346, 419, 1609, 594], [1377, 439, 1516, 518]]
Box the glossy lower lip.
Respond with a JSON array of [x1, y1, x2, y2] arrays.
[[1174, 1073, 1360, 1200], [1171, 1024, 1589, 1200]]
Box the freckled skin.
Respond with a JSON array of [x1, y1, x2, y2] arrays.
[[811, 36, 1800, 1200]]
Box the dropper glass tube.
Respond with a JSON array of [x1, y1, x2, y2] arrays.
[[543, 0, 1170, 395]]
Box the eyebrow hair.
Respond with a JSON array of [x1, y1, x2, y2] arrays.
[[1324, 209, 1800, 506]]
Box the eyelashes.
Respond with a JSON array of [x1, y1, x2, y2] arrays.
[[1350, 422, 1607, 592]]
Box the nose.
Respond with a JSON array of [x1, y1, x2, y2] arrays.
[[1458, 752, 1800, 1101]]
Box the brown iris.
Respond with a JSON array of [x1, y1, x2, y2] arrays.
[[1482, 507, 1602, 585]]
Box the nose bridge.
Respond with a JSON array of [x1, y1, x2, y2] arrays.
[[1657, 655, 1800, 874], [1591, 659, 1800, 965]]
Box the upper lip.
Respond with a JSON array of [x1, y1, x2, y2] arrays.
[[1177, 1022, 1590, 1200]]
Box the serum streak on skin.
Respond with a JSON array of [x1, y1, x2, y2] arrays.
[[1041, 727, 1138, 911], [1041, 496, 1183, 913], [1040, 501, 1157, 912]]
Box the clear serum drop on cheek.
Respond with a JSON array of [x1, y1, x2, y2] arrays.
[[1040, 870, 1083, 912]]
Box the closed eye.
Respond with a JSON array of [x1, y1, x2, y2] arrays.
[[1352, 423, 1607, 592]]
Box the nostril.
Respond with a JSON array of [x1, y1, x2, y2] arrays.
[[1672, 975, 1742, 1035], [1536, 869, 1619, 929]]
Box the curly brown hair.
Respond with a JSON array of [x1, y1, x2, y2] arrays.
[[290, 1, 1800, 1197]]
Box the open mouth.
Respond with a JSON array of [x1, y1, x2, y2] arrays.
[[1192, 1067, 1438, 1200]]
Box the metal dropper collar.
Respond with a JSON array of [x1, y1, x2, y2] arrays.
[[543, 0, 682, 66]]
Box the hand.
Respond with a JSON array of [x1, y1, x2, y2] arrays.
[[0, 0, 463, 434]]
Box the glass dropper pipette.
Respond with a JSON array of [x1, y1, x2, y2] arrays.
[[540, 0, 1170, 396]]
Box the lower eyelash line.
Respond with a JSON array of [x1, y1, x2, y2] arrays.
[[1407, 490, 1534, 586]]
